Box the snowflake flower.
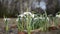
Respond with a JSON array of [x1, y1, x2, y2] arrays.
[[4, 18, 11, 21], [56, 15, 60, 18]]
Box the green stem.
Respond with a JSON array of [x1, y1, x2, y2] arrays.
[[5, 19, 9, 32], [44, 10, 48, 31]]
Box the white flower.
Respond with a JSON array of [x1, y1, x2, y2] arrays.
[[24, 12, 32, 15], [39, 17, 49, 21], [4, 18, 7, 21], [18, 14, 24, 17], [39, 17, 45, 19], [31, 14, 35, 18], [18, 12, 35, 18], [34, 18, 38, 20], [56, 15, 60, 18], [4, 18, 11, 21], [16, 18, 19, 21], [24, 12, 35, 18], [47, 17, 49, 21]]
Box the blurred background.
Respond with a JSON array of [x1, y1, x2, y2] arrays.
[[0, 0, 59, 18]]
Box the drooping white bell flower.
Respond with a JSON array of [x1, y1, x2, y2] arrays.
[[31, 14, 35, 18], [18, 14, 24, 17], [34, 18, 38, 20], [4, 18, 11, 21], [56, 15, 60, 18], [24, 12, 32, 15], [39, 17, 49, 21], [24, 12, 35, 18]]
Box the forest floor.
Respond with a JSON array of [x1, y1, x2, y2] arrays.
[[0, 18, 60, 34]]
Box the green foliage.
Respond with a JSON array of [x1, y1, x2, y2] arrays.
[[17, 11, 49, 32], [4, 17, 9, 32]]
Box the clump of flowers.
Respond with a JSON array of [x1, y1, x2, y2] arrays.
[[18, 12, 35, 18], [16, 11, 50, 34]]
